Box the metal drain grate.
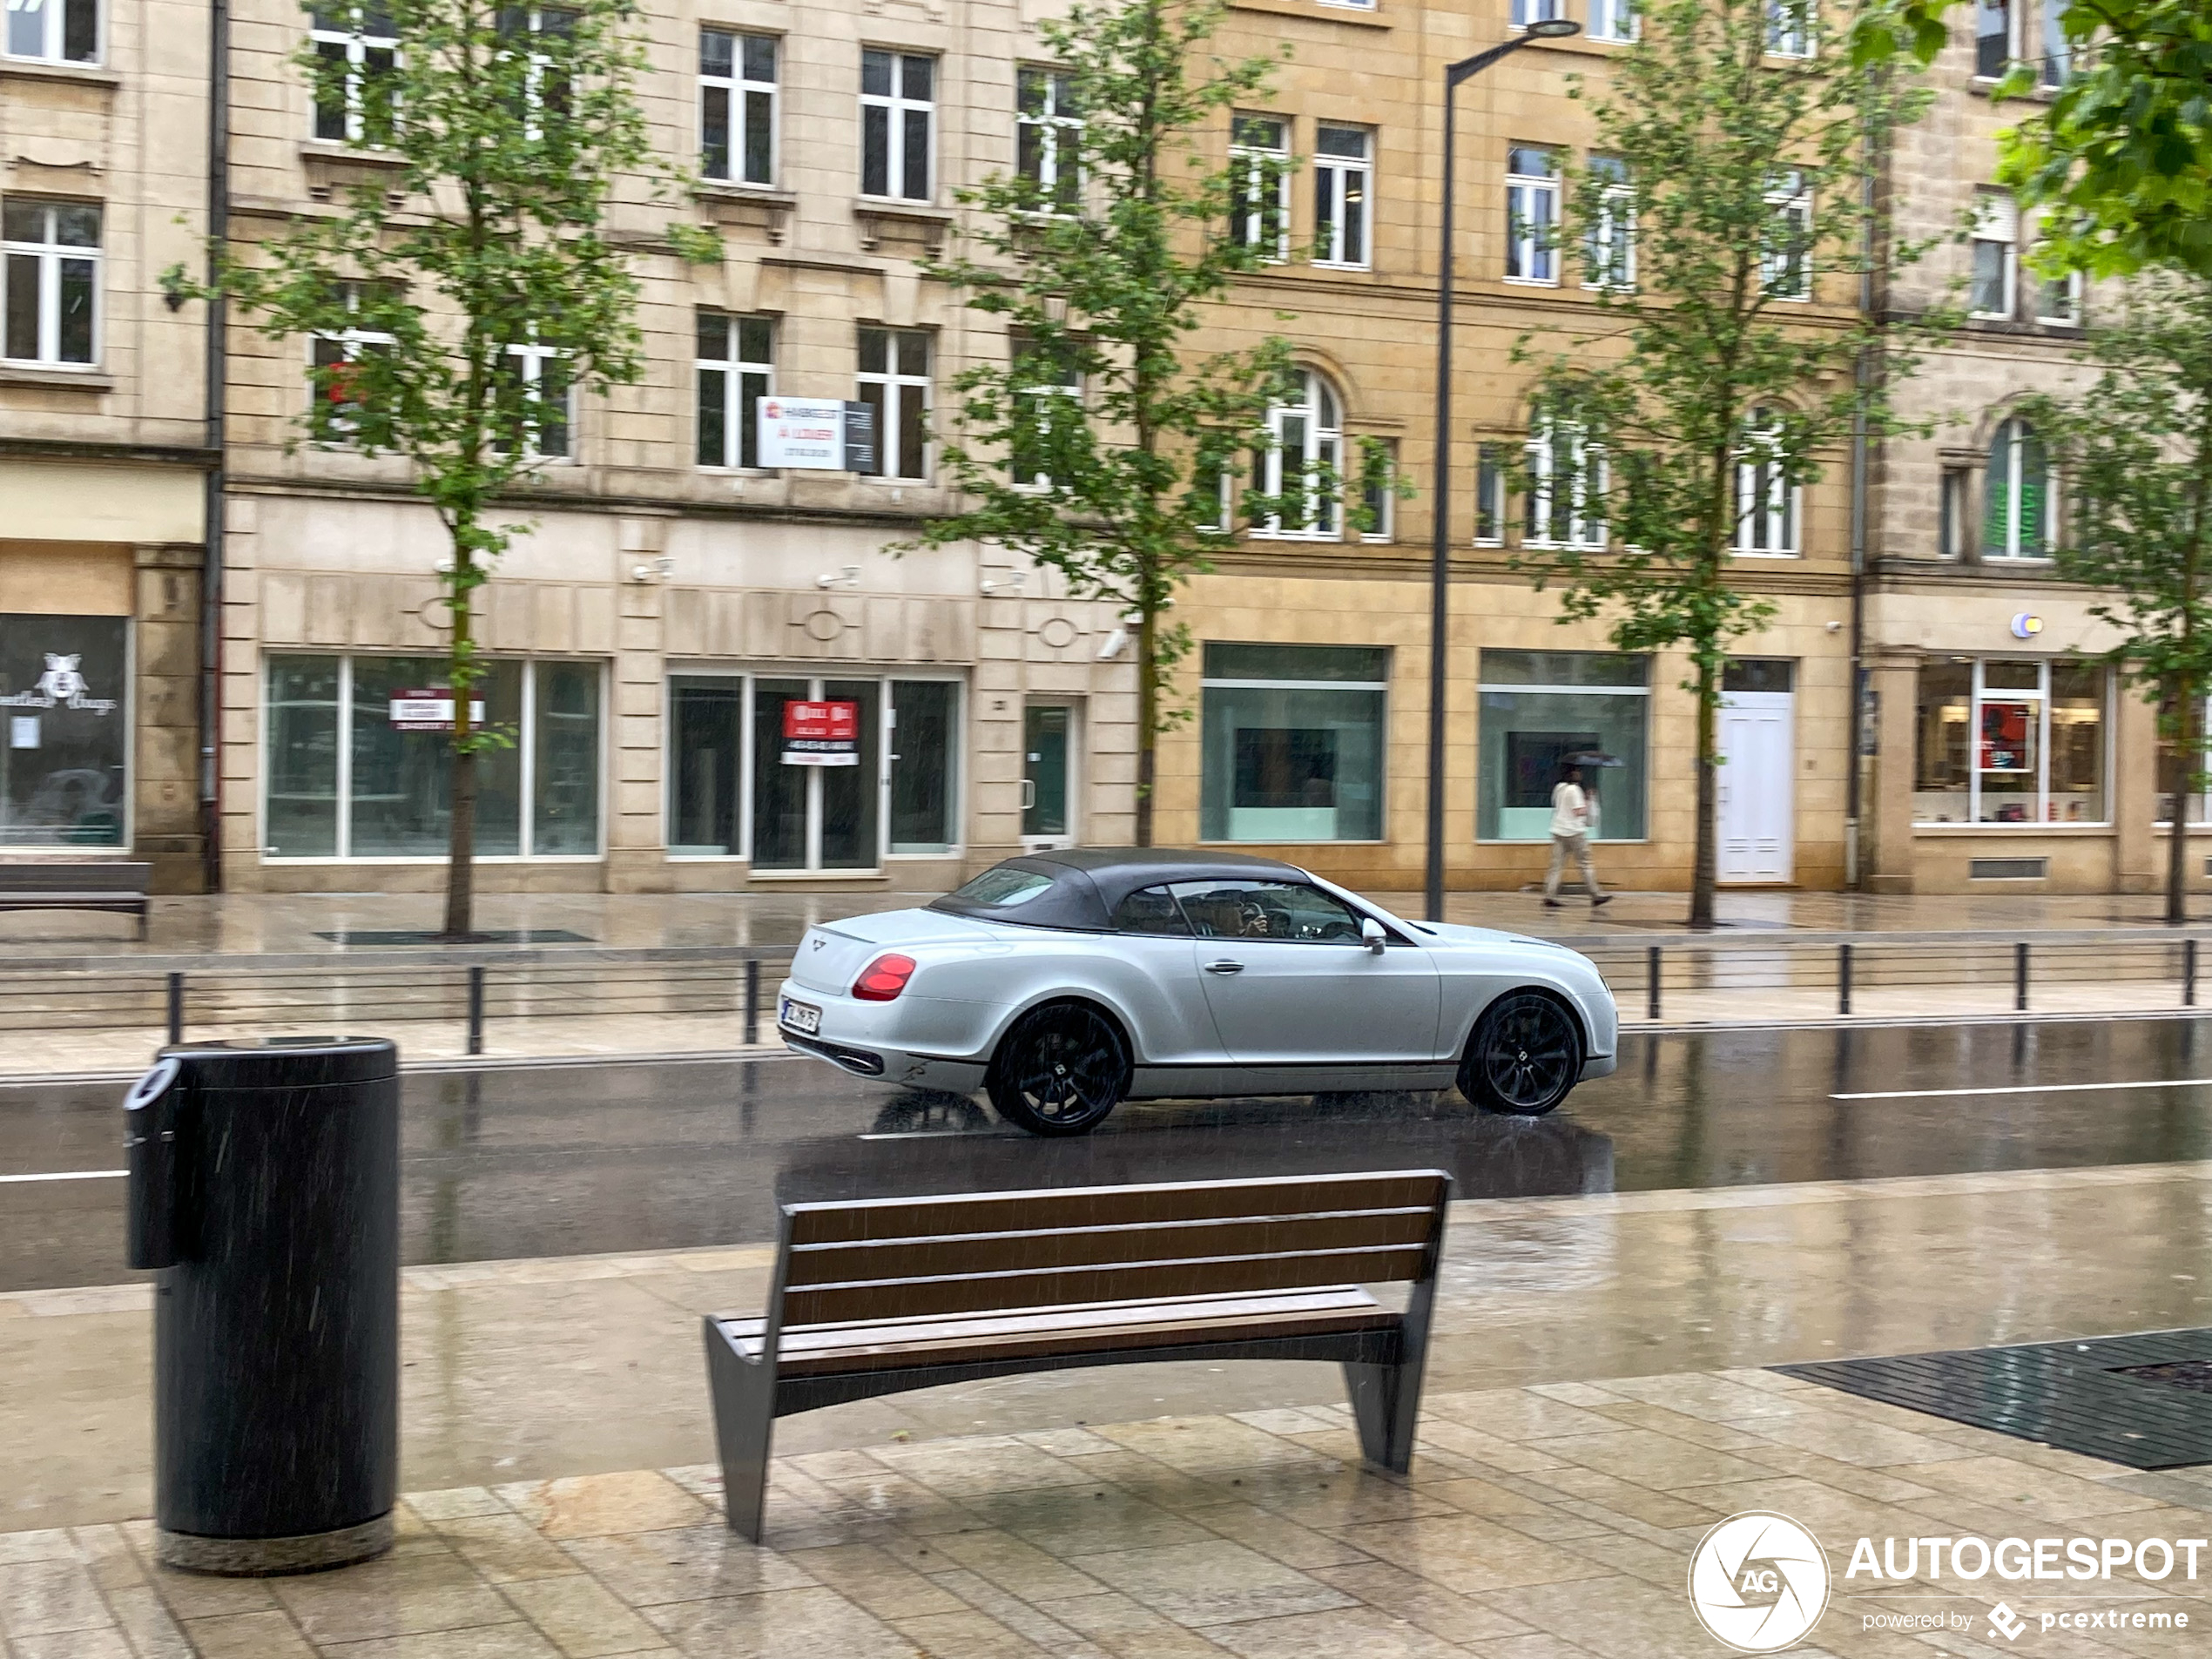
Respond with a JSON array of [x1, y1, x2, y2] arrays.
[[1777, 1327, 2212, 1469]]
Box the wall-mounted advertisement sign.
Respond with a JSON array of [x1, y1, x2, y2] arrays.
[[781, 699, 860, 766], [755, 398, 878, 471], [388, 689, 487, 732]]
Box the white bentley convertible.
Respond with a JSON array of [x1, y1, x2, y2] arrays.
[[776, 848, 1619, 1136]]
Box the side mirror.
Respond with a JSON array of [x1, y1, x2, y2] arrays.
[[1360, 916, 1387, 954]]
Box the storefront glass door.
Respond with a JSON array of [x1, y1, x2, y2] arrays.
[[1023, 705, 1074, 847]]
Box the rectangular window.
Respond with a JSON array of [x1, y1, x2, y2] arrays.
[[1526, 419, 1607, 549], [1768, 0, 1813, 56], [1, 198, 98, 367], [1914, 657, 2106, 825], [1939, 466, 1969, 557], [1732, 410, 1798, 555], [1970, 192, 2017, 320], [1584, 156, 1635, 289], [496, 334, 571, 460], [1017, 67, 1081, 214], [1762, 169, 1811, 300], [308, 280, 395, 442], [1009, 334, 1081, 489], [1313, 125, 1371, 270], [1510, 0, 1563, 23], [700, 29, 777, 186], [1986, 419, 2053, 558], [696, 312, 773, 469], [4, 0, 98, 63], [860, 48, 934, 202], [310, 5, 400, 147], [1229, 115, 1289, 261], [857, 325, 930, 480], [1200, 644, 1387, 844], [264, 654, 600, 859], [1589, 0, 1639, 43], [498, 6, 577, 138], [1475, 443, 1506, 545], [1358, 441, 1396, 543], [1974, 0, 2012, 78], [1505, 145, 1559, 285], [2037, 266, 2082, 327], [2040, 0, 2071, 86], [1479, 651, 1649, 841], [0, 611, 128, 847]]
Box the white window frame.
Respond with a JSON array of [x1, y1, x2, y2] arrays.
[[1589, 0, 1639, 44], [1970, 193, 2018, 321], [1313, 125, 1372, 271], [1986, 415, 2054, 560], [1973, 0, 2016, 80], [1251, 368, 1344, 540], [307, 280, 395, 441], [1016, 66, 1082, 215], [3, 0, 98, 64], [502, 333, 573, 462], [1510, 0, 1563, 25], [309, 5, 400, 147], [860, 48, 934, 204], [1230, 115, 1290, 263], [1912, 657, 2111, 827], [1474, 443, 1507, 546], [2036, 266, 2083, 327], [1506, 145, 1560, 286], [261, 653, 608, 862], [858, 325, 931, 482], [1358, 440, 1396, 543], [1762, 169, 1811, 300], [1767, 0, 1814, 57], [1584, 157, 1635, 291], [0, 197, 100, 368], [2040, 0, 2072, 87], [1732, 409, 1801, 556], [1526, 418, 1608, 550], [1009, 336, 1082, 490], [664, 668, 968, 867], [696, 311, 773, 471], [699, 28, 777, 188]]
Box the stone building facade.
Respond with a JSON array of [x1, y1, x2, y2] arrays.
[[0, 0, 214, 890]]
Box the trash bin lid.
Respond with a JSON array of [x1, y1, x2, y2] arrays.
[[159, 1035, 399, 1088]]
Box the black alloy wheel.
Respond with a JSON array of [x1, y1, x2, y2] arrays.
[[1459, 991, 1582, 1116], [986, 1004, 1130, 1136]]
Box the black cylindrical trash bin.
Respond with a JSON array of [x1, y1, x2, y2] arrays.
[[125, 1036, 400, 1575]]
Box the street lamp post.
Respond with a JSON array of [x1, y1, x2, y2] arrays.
[[1426, 18, 1581, 921]]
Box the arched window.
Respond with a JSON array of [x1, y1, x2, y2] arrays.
[[1733, 407, 1798, 555], [1986, 416, 2052, 559], [1251, 368, 1343, 537], [1525, 415, 1607, 550]]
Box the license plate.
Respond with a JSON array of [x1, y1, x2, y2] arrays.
[[779, 997, 821, 1036]]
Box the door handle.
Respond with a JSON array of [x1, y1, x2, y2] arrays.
[[1204, 960, 1245, 975], [1021, 779, 1036, 809]]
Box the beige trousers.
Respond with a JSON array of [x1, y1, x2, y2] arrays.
[[1544, 833, 1604, 900]]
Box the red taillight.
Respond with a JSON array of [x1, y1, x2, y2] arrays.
[[853, 953, 917, 1001]]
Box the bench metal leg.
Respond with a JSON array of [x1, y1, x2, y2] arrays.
[[702, 1318, 777, 1543], [1342, 1359, 1419, 1474]]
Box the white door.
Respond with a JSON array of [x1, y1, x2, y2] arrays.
[[1717, 690, 1794, 883]]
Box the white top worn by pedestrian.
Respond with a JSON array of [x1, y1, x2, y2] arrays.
[[1550, 780, 1588, 839]]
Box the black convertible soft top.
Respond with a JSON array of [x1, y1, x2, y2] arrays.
[[928, 847, 1306, 932]]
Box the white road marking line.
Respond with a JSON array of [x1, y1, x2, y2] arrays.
[[1831, 1076, 2212, 1103], [0, 1169, 127, 1184]]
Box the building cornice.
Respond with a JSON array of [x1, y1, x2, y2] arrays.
[[0, 436, 220, 468]]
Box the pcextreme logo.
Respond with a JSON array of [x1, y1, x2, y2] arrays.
[[1688, 1512, 1831, 1653]]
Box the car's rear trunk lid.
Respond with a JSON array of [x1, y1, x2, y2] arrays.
[[786, 910, 998, 994]]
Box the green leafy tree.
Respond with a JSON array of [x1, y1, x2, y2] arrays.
[[1511, 0, 1938, 927], [912, 0, 1333, 846], [2016, 273, 2212, 921], [169, 0, 711, 935]]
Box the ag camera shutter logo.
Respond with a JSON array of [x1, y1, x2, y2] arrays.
[[1688, 1512, 1831, 1652]]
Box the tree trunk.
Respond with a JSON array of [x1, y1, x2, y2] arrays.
[[1690, 655, 1719, 930], [442, 547, 477, 941], [2172, 676, 2196, 927], [1134, 603, 1157, 847]]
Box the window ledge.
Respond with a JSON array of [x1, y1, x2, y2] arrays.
[[0, 58, 119, 88], [1911, 822, 2112, 835], [299, 141, 407, 169], [1229, 0, 1393, 29], [696, 182, 798, 243], [0, 364, 111, 390], [853, 199, 954, 252]]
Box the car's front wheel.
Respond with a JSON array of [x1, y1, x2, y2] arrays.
[[986, 1003, 1130, 1136], [1459, 991, 1583, 1116]]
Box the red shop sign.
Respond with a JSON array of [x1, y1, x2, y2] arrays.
[[781, 699, 860, 766]]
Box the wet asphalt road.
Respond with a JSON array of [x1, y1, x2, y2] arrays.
[[9, 1017, 2212, 1292]]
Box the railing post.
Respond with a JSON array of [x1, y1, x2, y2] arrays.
[[1838, 941, 1852, 1017], [2015, 941, 2029, 1013], [1646, 946, 1662, 1022], [744, 959, 761, 1046], [466, 965, 485, 1057], [165, 971, 184, 1046], [2188, 938, 2199, 1009]]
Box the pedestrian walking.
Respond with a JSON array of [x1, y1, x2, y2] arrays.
[[1542, 763, 1611, 907]]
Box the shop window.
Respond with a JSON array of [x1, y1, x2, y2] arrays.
[[1912, 657, 2105, 825], [668, 672, 961, 867], [0, 612, 127, 847], [1985, 417, 2051, 558], [1478, 650, 1649, 841], [5, 0, 97, 64], [262, 655, 600, 859], [1199, 644, 1386, 844]]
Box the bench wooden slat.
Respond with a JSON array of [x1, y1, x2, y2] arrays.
[[0, 863, 150, 895], [783, 1207, 1438, 1288], [780, 1243, 1429, 1328], [785, 1171, 1448, 1247]]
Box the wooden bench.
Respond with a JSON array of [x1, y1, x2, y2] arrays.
[[0, 862, 151, 937], [702, 1168, 1452, 1541]]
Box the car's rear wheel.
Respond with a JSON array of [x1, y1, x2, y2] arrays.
[[1459, 991, 1582, 1116], [986, 1003, 1129, 1136]]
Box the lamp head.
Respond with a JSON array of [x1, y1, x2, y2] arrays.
[[1527, 18, 1581, 37]]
